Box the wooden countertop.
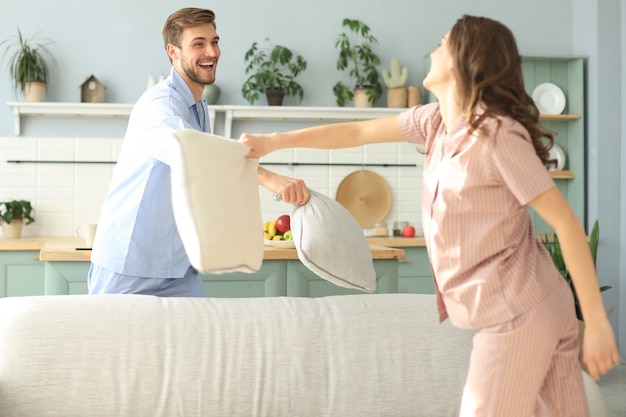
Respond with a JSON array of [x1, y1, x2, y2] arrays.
[[0, 236, 80, 251], [366, 236, 426, 247], [38, 240, 405, 262]]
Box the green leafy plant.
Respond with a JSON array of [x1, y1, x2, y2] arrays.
[[241, 38, 307, 105], [541, 219, 611, 321], [333, 18, 382, 107], [0, 27, 56, 95], [0, 200, 35, 225]]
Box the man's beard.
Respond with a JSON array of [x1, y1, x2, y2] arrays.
[[181, 59, 215, 85]]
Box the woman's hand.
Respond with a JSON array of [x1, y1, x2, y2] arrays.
[[239, 133, 274, 158], [582, 316, 621, 381]]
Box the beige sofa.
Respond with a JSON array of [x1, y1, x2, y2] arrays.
[[0, 293, 608, 417]]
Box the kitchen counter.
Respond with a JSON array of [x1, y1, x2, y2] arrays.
[[39, 239, 405, 262], [366, 236, 426, 247], [0, 236, 78, 251]]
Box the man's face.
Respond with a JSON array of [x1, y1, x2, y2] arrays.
[[168, 23, 220, 95]]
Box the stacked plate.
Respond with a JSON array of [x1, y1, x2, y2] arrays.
[[532, 83, 566, 114], [548, 143, 566, 171]]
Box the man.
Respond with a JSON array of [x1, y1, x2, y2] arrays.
[[88, 8, 309, 297]]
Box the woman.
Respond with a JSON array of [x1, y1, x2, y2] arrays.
[[241, 15, 619, 417]]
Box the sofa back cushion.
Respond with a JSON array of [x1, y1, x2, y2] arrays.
[[0, 293, 474, 417]]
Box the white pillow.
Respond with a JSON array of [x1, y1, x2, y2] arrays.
[[171, 129, 264, 274], [291, 189, 376, 292]]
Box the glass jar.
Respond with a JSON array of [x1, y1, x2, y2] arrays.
[[372, 222, 388, 237], [393, 221, 408, 237]]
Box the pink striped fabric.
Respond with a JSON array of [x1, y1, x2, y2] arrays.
[[398, 103, 562, 329], [398, 103, 589, 416]]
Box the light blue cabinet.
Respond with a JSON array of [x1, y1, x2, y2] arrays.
[[0, 251, 45, 297], [521, 56, 586, 233], [286, 259, 398, 297], [397, 247, 435, 294], [42, 258, 400, 297]]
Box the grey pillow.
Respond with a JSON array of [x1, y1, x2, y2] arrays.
[[291, 189, 376, 292]]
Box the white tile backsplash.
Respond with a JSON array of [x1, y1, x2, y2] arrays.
[[1, 136, 424, 238]]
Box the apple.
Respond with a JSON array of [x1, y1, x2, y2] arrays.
[[275, 214, 291, 234], [402, 225, 416, 237]]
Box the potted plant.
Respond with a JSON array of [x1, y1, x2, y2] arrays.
[[241, 38, 308, 106], [0, 28, 56, 102], [541, 220, 612, 369], [333, 18, 382, 107], [0, 200, 35, 238], [382, 58, 409, 108]]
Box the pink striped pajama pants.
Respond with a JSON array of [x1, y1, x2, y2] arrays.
[[460, 281, 589, 416]]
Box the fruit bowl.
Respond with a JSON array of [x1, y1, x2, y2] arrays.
[[264, 239, 296, 249]]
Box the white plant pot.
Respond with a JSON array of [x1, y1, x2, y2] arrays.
[[353, 88, 372, 108], [1, 219, 24, 238], [23, 82, 46, 102]]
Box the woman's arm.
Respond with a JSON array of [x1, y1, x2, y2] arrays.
[[240, 115, 403, 158], [530, 187, 620, 380]]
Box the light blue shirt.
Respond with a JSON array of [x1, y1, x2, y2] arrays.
[[91, 68, 211, 278]]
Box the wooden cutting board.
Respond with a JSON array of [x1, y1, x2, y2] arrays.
[[335, 170, 392, 228]]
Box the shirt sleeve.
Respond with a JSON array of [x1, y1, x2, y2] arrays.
[[397, 102, 443, 151], [490, 119, 556, 205]]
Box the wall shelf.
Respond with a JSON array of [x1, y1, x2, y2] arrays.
[[550, 170, 574, 179], [7, 102, 403, 136]]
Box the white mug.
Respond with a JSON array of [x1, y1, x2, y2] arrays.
[[76, 223, 97, 248]]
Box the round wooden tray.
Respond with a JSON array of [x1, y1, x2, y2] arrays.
[[335, 170, 391, 228]]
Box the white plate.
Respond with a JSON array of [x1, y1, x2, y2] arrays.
[[532, 83, 566, 114], [548, 143, 566, 171], [264, 239, 296, 249]]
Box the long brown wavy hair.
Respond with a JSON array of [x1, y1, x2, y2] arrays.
[[447, 15, 554, 166]]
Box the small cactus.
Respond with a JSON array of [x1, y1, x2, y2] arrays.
[[382, 58, 408, 89]]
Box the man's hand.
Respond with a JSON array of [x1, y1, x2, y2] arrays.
[[257, 166, 309, 206]]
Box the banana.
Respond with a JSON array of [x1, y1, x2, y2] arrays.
[[263, 231, 271, 240], [272, 235, 282, 241], [268, 220, 277, 238], [263, 220, 272, 233]]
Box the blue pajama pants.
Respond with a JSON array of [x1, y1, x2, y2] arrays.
[[87, 263, 206, 297]]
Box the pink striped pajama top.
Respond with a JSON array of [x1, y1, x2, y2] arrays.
[[398, 102, 563, 329]]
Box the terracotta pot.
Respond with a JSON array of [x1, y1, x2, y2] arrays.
[[353, 87, 372, 108], [408, 86, 422, 107], [265, 88, 284, 106], [23, 82, 46, 102], [1, 219, 24, 238], [387, 87, 408, 108]]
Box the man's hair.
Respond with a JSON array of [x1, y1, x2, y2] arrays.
[[162, 8, 216, 50]]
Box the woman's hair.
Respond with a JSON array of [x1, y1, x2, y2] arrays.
[[448, 15, 554, 166], [162, 8, 216, 50]]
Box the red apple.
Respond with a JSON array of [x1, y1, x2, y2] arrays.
[[402, 225, 415, 237], [275, 214, 291, 234]]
